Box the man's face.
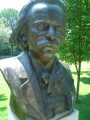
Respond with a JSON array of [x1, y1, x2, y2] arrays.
[[26, 3, 66, 59]]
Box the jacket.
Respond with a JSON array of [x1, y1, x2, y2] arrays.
[[0, 52, 75, 120]]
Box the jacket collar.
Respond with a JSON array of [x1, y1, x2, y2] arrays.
[[17, 51, 46, 119], [16, 51, 73, 119]]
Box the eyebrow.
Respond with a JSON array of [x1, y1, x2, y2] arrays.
[[32, 19, 65, 28], [54, 20, 63, 25], [33, 20, 48, 24]]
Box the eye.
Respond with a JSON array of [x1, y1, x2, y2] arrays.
[[55, 26, 62, 33], [37, 23, 48, 31]]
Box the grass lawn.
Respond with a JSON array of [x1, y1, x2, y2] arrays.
[[0, 62, 90, 120], [71, 62, 90, 120], [0, 72, 10, 120]]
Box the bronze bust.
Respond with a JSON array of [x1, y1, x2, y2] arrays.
[[0, 0, 75, 120]]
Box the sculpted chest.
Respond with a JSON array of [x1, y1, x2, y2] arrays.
[[19, 65, 73, 120], [0, 54, 75, 120]]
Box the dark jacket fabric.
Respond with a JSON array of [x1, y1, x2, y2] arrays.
[[0, 52, 75, 120]]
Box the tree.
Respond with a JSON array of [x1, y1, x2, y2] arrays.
[[0, 24, 22, 56], [0, 8, 21, 56], [0, 24, 11, 56], [58, 0, 89, 101], [0, 8, 19, 31]]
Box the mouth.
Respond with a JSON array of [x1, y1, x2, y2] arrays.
[[39, 43, 59, 54], [37, 39, 59, 54]]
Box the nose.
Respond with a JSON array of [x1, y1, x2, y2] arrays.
[[46, 25, 55, 40]]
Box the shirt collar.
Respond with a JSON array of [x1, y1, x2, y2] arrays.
[[28, 51, 61, 75]]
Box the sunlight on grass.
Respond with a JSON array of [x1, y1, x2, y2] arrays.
[[70, 62, 90, 120], [0, 72, 10, 120]]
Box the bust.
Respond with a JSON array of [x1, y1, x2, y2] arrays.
[[0, 0, 75, 120]]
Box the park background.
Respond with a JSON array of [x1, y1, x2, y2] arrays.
[[0, 0, 90, 120]]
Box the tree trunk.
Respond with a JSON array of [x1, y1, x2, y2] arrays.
[[76, 61, 81, 101], [76, 0, 82, 101]]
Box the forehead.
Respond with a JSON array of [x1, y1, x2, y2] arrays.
[[27, 3, 66, 23]]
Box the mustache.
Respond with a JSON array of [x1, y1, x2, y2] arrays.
[[37, 39, 59, 49]]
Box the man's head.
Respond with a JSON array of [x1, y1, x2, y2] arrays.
[[10, 0, 67, 59]]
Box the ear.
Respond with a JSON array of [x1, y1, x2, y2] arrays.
[[10, 26, 28, 50], [18, 27, 28, 50], [18, 27, 26, 42]]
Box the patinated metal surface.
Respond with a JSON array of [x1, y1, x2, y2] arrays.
[[0, 0, 75, 120]]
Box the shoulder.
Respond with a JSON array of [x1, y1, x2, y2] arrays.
[[0, 55, 19, 81], [0, 56, 19, 90], [0, 52, 27, 80], [59, 60, 72, 75], [59, 60, 70, 69], [56, 57, 74, 81], [59, 60, 75, 88], [0, 56, 17, 72], [59, 60, 75, 96], [0, 52, 28, 71], [0, 52, 32, 81]]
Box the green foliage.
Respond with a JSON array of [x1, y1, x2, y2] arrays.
[[11, 45, 22, 56], [58, 0, 89, 64], [0, 24, 22, 56], [0, 8, 22, 56], [0, 8, 19, 31], [58, 0, 89, 100], [0, 24, 11, 55], [0, 24, 10, 43], [71, 62, 90, 120]]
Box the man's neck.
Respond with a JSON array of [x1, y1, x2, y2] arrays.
[[35, 56, 55, 72], [29, 51, 55, 72], [43, 58, 55, 72]]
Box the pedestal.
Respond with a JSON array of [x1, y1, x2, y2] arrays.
[[8, 107, 19, 120], [60, 109, 79, 120], [50, 109, 79, 120], [8, 107, 79, 120]]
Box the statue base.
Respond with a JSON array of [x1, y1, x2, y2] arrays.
[[60, 109, 79, 120], [8, 107, 79, 120], [8, 107, 19, 120]]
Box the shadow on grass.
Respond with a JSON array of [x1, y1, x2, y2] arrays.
[[75, 93, 90, 120], [72, 71, 90, 85], [72, 71, 90, 76], [80, 77, 90, 84], [0, 107, 7, 111], [0, 94, 8, 101]]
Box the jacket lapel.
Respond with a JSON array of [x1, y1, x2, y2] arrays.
[[17, 52, 45, 119]]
